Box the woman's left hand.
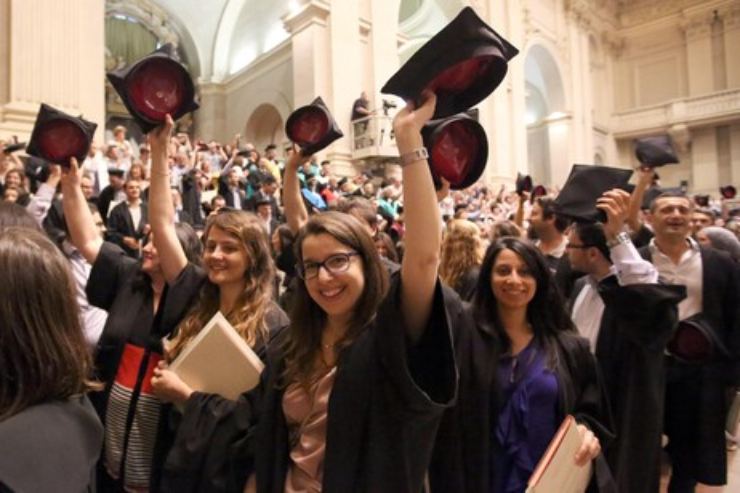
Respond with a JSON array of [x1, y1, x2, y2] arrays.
[[574, 424, 601, 466], [151, 360, 193, 405]]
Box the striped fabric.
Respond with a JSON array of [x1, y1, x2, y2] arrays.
[[104, 343, 163, 492]]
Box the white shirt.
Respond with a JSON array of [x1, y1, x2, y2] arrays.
[[128, 201, 142, 229], [572, 240, 660, 352], [63, 241, 108, 350], [649, 237, 703, 321]]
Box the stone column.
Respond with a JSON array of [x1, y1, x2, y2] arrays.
[[682, 14, 714, 96], [196, 83, 227, 141], [690, 127, 719, 194], [0, 0, 105, 140]]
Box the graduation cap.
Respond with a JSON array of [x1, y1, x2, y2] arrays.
[[720, 186, 736, 199], [381, 7, 519, 120], [634, 135, 679, 168], [2, 142, 26, 154], [108, 168, 125, 178], [107, 44, 199, 133], [285, 97, 343, 156], [694, 194, 710, 207], [553, 164, 633, 223], [422, 113, 488, 190], [26, 104, 97, 167], [667, 314, 728, 364], [532, 185, 548, 198], [515, 173, 532, 195]]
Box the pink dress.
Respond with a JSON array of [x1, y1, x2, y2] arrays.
[[281, 367, 337, 493]]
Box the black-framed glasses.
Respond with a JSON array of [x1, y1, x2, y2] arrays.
[[296, 252, 360, 280], [565, 243, 594, 250]]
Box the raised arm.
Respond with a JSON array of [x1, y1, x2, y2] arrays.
[[627, 167, 653, 233], [283, 146, 312, 235], [393, 91, 441, 343], [60, 158, 103, 264], [148, 115, 188, 283]]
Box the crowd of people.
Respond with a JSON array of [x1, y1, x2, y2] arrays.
[[1, 90, 739, 493]]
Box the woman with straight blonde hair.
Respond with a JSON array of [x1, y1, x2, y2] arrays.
[[439, 218, 484, 300]]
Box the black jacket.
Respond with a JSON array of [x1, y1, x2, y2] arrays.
[[106, 201, 148, 258]]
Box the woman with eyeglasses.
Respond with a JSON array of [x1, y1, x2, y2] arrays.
[[145, 116, 290, 492], [60, 156, 203, 492], [429, 237, 612, 493], [230, 89, 457, 493]]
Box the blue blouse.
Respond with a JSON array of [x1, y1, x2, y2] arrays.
[[493, 341, 561, 493]]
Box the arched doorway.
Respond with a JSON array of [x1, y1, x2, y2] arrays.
[[244, 104, 284, 153], [524, 44, 566, 187]]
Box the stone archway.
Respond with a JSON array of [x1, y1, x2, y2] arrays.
[[244, 103, 284, 153], [524, 43, 567, 187]]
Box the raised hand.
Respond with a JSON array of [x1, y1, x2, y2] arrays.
[[148, 114, 175, 158], [597, 188, 631, 240]]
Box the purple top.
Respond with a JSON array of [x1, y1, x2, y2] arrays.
[[493, 341, 560, 493]]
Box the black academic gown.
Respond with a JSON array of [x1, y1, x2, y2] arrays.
[[164, 273, 457, 493], [428, 306, 615, 493], [570, 277, 686, 493], [0, 396, 103, 493], [640, 245, 740, 485]]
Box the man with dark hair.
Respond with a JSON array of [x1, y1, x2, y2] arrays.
[[640, 192, 740, 492], [530, 196, 569, 273], [248, 174, 280, 218], [691, 208, 714, 237], [98, 168, 126, 223], [567, 189, 685, 493], [106, 179, 148, 258]]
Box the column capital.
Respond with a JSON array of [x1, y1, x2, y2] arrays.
[[679, 12, 713, 40], [282, 0, 331, 35]]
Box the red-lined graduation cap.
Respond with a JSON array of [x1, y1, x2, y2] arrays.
[[720, 186, 736, 199], [381, 7, 518, 120], [634, 135, 679, 168], [422, 113, 488, 190], [553, 164, 633, 223], [421, 113, 488, 190], [667, 314, 727, 364], [107, 44, 199, 133], [26, 104, 97, 166], [532, 185, 548, 198], [515, 173, 532, 195], [286, 97, 343, 156]]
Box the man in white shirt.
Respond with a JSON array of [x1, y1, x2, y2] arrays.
[[567, 189, 684, 493], [640, 191, 739, 493], [107, 179, 148, 258]]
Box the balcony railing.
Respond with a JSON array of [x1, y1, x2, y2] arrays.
[[350, 114, 401, 161]]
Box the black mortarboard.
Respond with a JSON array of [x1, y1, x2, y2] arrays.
[[694, 194, 710, 207], [381, 7, 519, 120], [422, 113, 488, 190], [553, 164, 633, 223], [634, 135, 679, 168], [107, 44, 199, 133], [26, 104, 97, 166], [515, 173, 532, 195], [285, 97, 343, 156], [667, 314, 727, 364], [720, 186, 736, 199], [108, 168, 125, 178], [3, 142, 26, 154]]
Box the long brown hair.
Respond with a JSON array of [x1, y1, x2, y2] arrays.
[[282, 212, 389, 389], [0, 228, 96, 420], [439, 219, 483, 289], [167, 210, 275, 360]]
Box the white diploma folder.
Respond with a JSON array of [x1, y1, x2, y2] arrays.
[[526, 415, 593, 493], [169, 311, 264, 400]]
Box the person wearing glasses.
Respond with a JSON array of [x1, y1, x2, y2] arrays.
[[144, 115, 289, 492], [240, 89, 456, 493], [565, 189, 685, 493]]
